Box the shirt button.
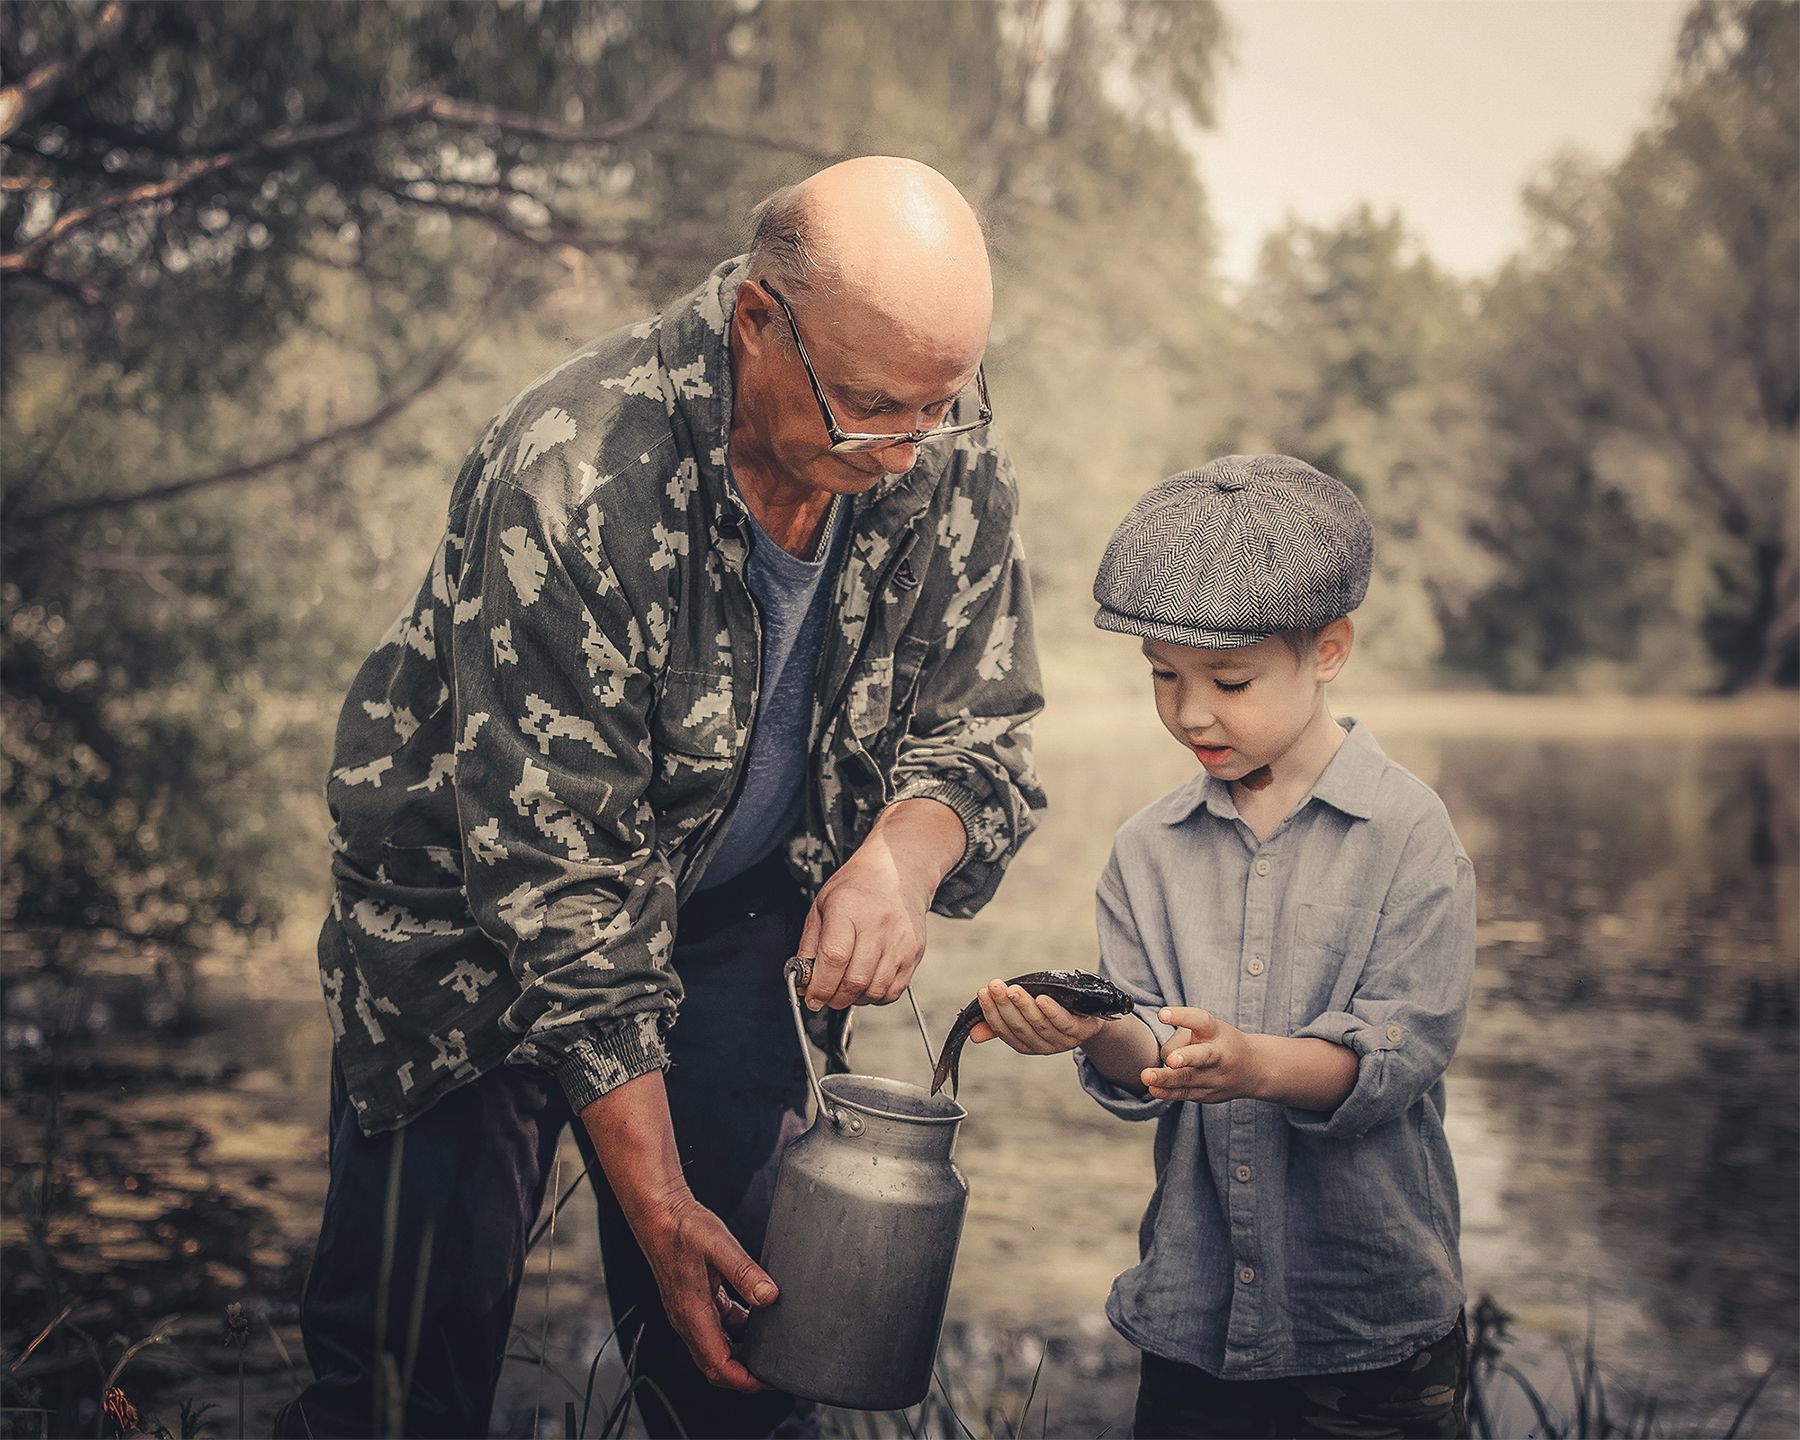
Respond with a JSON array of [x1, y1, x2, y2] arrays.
[[1235, 1164, 1252, 1182], [1253, 858, 1272, 877], [1386, 1023, 1405, 1043], [1239, 1266, 1256, 1284], [1247, 958, 1265, 976]]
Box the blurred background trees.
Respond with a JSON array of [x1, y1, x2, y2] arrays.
[[1, 0, 1794, 959], [1458, 0, 1798, 693]]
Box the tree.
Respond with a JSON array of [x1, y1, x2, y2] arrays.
[[1465, 0, 1797, 691], [1208, 207, 1499, 681]]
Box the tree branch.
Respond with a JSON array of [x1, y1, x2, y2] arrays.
[[377, 180, 692, 260], [12, 328, 474, 526], [378, 180, 561, 249], [6, 264, 103, 306], [657, 123, 845, 164], [1, 2, 759, 279], [0, 2, 130, 142], [2, 99, 436, 275], [416, 1, 759, 147]]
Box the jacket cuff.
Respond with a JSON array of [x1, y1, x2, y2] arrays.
[[553, 1011, 670, 1115], [888, 778, 985, 874]]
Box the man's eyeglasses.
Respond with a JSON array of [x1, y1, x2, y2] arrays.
[[760, 281, 992, 454]]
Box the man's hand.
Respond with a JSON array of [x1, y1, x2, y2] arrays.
[[634, 1190, 776, 1392], [796, 798, 965, 1010], [580, 1073, 773, 1392], [1141, 1005, 1265, 1103], [968, 979, 1107, 1053]]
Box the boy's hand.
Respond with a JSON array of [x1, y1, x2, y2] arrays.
[[1142, 1006, 1265, 1103], [969, 979, 1108, 1054]]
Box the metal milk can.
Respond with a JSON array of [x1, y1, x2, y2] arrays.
[[740, 959, 969, 1410]]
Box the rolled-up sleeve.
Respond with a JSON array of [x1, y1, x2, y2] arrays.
[[1285, 822, 1475, 1139], [889, 446, 1047, 916], [451, 476, 679, 1114], [1075, 853, 1178, 1121]]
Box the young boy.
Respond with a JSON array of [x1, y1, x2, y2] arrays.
[[974, 455, 1476, 1438]]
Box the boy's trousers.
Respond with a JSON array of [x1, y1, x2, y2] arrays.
[[1133, 1314, 1468, 1439], [273, 851, 815, 1439]]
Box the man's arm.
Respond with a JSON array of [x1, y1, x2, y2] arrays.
[[800, 446, 1046, 1009], [882, 445, 1047, 918], [452, 470, 770, 1389], [579, 1073, 773, 1391]]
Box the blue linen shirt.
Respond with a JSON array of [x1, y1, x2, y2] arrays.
[[1075, 717, 1475, 1379]]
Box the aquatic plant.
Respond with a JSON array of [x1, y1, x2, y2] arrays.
[[1466, 1293, 1791, 1440]]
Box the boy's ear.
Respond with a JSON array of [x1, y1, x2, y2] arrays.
[[1313, 617, 1354, 682]]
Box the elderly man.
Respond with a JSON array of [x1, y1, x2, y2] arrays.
[[278, 157, 1045, 1438]]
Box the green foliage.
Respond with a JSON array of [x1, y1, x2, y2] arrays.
[[1458, 0, 1798, 692], [0, 0, 753, 948], [1211, 207, 1498, 680]]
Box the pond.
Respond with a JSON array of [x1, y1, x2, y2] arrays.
[[2, 688, 1795, 1437]]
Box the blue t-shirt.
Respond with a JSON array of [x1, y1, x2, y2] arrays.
[[696, 495, 850, 889]]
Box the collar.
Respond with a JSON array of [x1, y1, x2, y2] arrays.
[[1160, 716, 1386, 827], [659, 256, 950, 543]]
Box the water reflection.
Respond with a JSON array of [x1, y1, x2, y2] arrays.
[[1433, 735, 1798, 1421]]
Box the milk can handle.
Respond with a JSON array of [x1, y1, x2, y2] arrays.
[[783, 956, 938, 1133]]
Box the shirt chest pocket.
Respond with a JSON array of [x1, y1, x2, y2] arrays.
[[648, 669, 739, 812], [845, 633, 931, 749], [1287, 900, 1382, 1030]]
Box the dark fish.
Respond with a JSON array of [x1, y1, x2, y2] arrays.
[[929, 969, 1135, 1097]]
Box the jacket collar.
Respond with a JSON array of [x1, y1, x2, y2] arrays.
[[1160, 716, 1385, 827]]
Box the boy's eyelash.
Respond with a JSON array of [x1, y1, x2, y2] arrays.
[[1216, 679, 1252, 693]]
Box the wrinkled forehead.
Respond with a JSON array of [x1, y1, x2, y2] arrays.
[[805, 283, 990, 397]]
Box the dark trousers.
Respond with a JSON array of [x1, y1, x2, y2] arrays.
[[1133, 1315, 1469, 1439], [275, 853, 814, 1439]]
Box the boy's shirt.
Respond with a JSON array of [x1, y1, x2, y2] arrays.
[[1077, 718, 1475, 1380]]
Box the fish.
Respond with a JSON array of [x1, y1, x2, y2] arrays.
[[929, 969, 1136, 1097]]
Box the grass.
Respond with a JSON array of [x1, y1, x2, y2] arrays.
[[1465, 1294, 1791, 1440]]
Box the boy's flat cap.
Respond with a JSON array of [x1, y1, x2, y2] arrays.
[[1092, 454, 1373, 649]]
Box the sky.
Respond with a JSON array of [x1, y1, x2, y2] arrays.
[[1189, 0, 1691, 281]]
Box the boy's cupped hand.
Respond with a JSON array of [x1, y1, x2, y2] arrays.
[[1143, 1006, 1264, 1103], [969, 979, 1108, 1054]]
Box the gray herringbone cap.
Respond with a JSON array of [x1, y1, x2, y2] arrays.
[[1093, 454, 1374, 649]]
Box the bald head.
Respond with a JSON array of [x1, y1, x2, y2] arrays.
[[747, 157, 992, 362]]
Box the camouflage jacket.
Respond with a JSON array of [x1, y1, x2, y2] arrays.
[[321, 257, 1046, 1134]]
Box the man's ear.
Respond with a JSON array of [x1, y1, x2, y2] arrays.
[[1314, 617, 1354, 682], [733, 278, 782, 358]]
